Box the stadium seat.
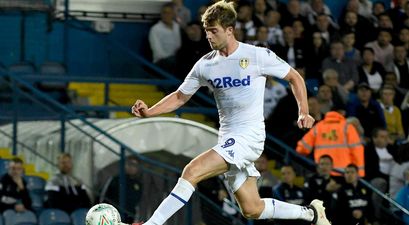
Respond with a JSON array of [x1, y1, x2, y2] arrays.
[[8, 62, 36, 75], [0, 159, 9, 176], [29, 192, 45, 213], [39, 209, 71, 225], [3, 209, 37, 225], [70, 208, 88, 225], [25, 175, 46, 193], [40, 62, 66, 75], [305, 78, 319, 96]]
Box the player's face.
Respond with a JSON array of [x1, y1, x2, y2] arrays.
[[204, 23, 232, 50]]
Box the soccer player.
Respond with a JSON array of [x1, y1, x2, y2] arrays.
[[130, 1, 330, 225]]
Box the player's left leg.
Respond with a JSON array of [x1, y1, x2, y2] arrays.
[[233, 177, 330, 225], [141, 149, 229, 225]]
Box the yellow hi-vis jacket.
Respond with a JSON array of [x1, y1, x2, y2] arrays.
[[296, 111, 365, 177]]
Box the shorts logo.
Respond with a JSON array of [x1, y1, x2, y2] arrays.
[[226, 150, 234, 158], [221, 138, 235, 148]]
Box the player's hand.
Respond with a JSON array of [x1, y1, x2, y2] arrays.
[[131, 100, 149, 118], [297, 114, 315, 129]]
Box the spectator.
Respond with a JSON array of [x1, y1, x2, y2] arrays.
[[365, 29, 394, 67], [267, 85, 307, 148], [316, 84, 334, 114], [45, 153, 91, 213], [272, 26, 305, 68], [390, 161, 409, 199], [255, 153, 280, 196], [387, 44, 409, 93], [280, 0, 309, 28], [332, 164, 374, 225], [379, 85, 406, 141], [250, 26, 270, 48], [339, 10, 374, 50], [358, 47, 387, 93], [308, 96, 324, 122], [395, 167, 409, 224], [273, 165, 308, 225], [346, 82, 386, 140], [401, 91, 409, 136], [252, 0, 267, 27], [236, 4, 256, 40], [302, 0, 334, 27], [310, 14, 339, 45], [398, 27, 409, 51], [346, 116, 365, 142], [198, 176, 237, 225], [387, 0, 407, 30], [304, 155, 341, 216], [172, 0, 191, 28], [176, 22, 210, 77], [0, 158, 31, 213], [364, 128, 399, 182], [378, 13, 395, 31], [264, 10, 284, 46], [364, 127, 398, 223], [100, 156, 143, 223], [322, 40, 359, 91], [296, 109, 365, 177], [304, 31, 329, 81], [384, 71, 406, 106], [148, 3, 182, 73], [263, 76, 287, 120], [292, 19, 306, 42], [322, 69, 349, 107], [341, 31, 361, 66], [369, 1, 386, 28]]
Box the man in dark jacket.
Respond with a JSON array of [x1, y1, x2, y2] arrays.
[[0, 157, 31, 212], [332, 164, 374, 225], [100, 156, 143, 223]]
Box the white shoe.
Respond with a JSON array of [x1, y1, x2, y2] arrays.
[[310, 199, 331, 225]]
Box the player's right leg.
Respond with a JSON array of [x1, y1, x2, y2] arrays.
[[137, 149, 229, 225], [232, 176, 330, 225]]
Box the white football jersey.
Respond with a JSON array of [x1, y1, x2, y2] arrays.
[[178, 42, 290, 141]]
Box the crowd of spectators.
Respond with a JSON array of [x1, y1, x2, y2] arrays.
[[145, 0, 409, 224]]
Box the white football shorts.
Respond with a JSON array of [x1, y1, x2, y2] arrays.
[[213, 134, 264, 193]]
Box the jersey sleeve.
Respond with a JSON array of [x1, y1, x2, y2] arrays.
[[178, 60, 204, 95], [259, 48, 291, 79]]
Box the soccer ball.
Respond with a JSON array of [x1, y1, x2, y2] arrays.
[[86, 203, 122, 225]]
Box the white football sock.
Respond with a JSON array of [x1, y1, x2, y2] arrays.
[[258, 198, 314, 222], [144, 178, 195, 225]]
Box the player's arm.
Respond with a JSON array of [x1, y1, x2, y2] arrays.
[[283, 68, 315, 128], [131, 90, 192, 118]]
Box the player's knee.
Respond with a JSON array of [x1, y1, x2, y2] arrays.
[[241, 204, 263, 219], [181, 161, 202, 184]]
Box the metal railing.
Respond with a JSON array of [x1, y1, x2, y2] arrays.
[[0, 72, 243, 225]]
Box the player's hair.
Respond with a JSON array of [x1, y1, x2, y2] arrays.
[[201, 0, 237, 29]]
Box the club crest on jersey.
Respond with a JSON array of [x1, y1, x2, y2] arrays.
[[239, 58, 249, 69]]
